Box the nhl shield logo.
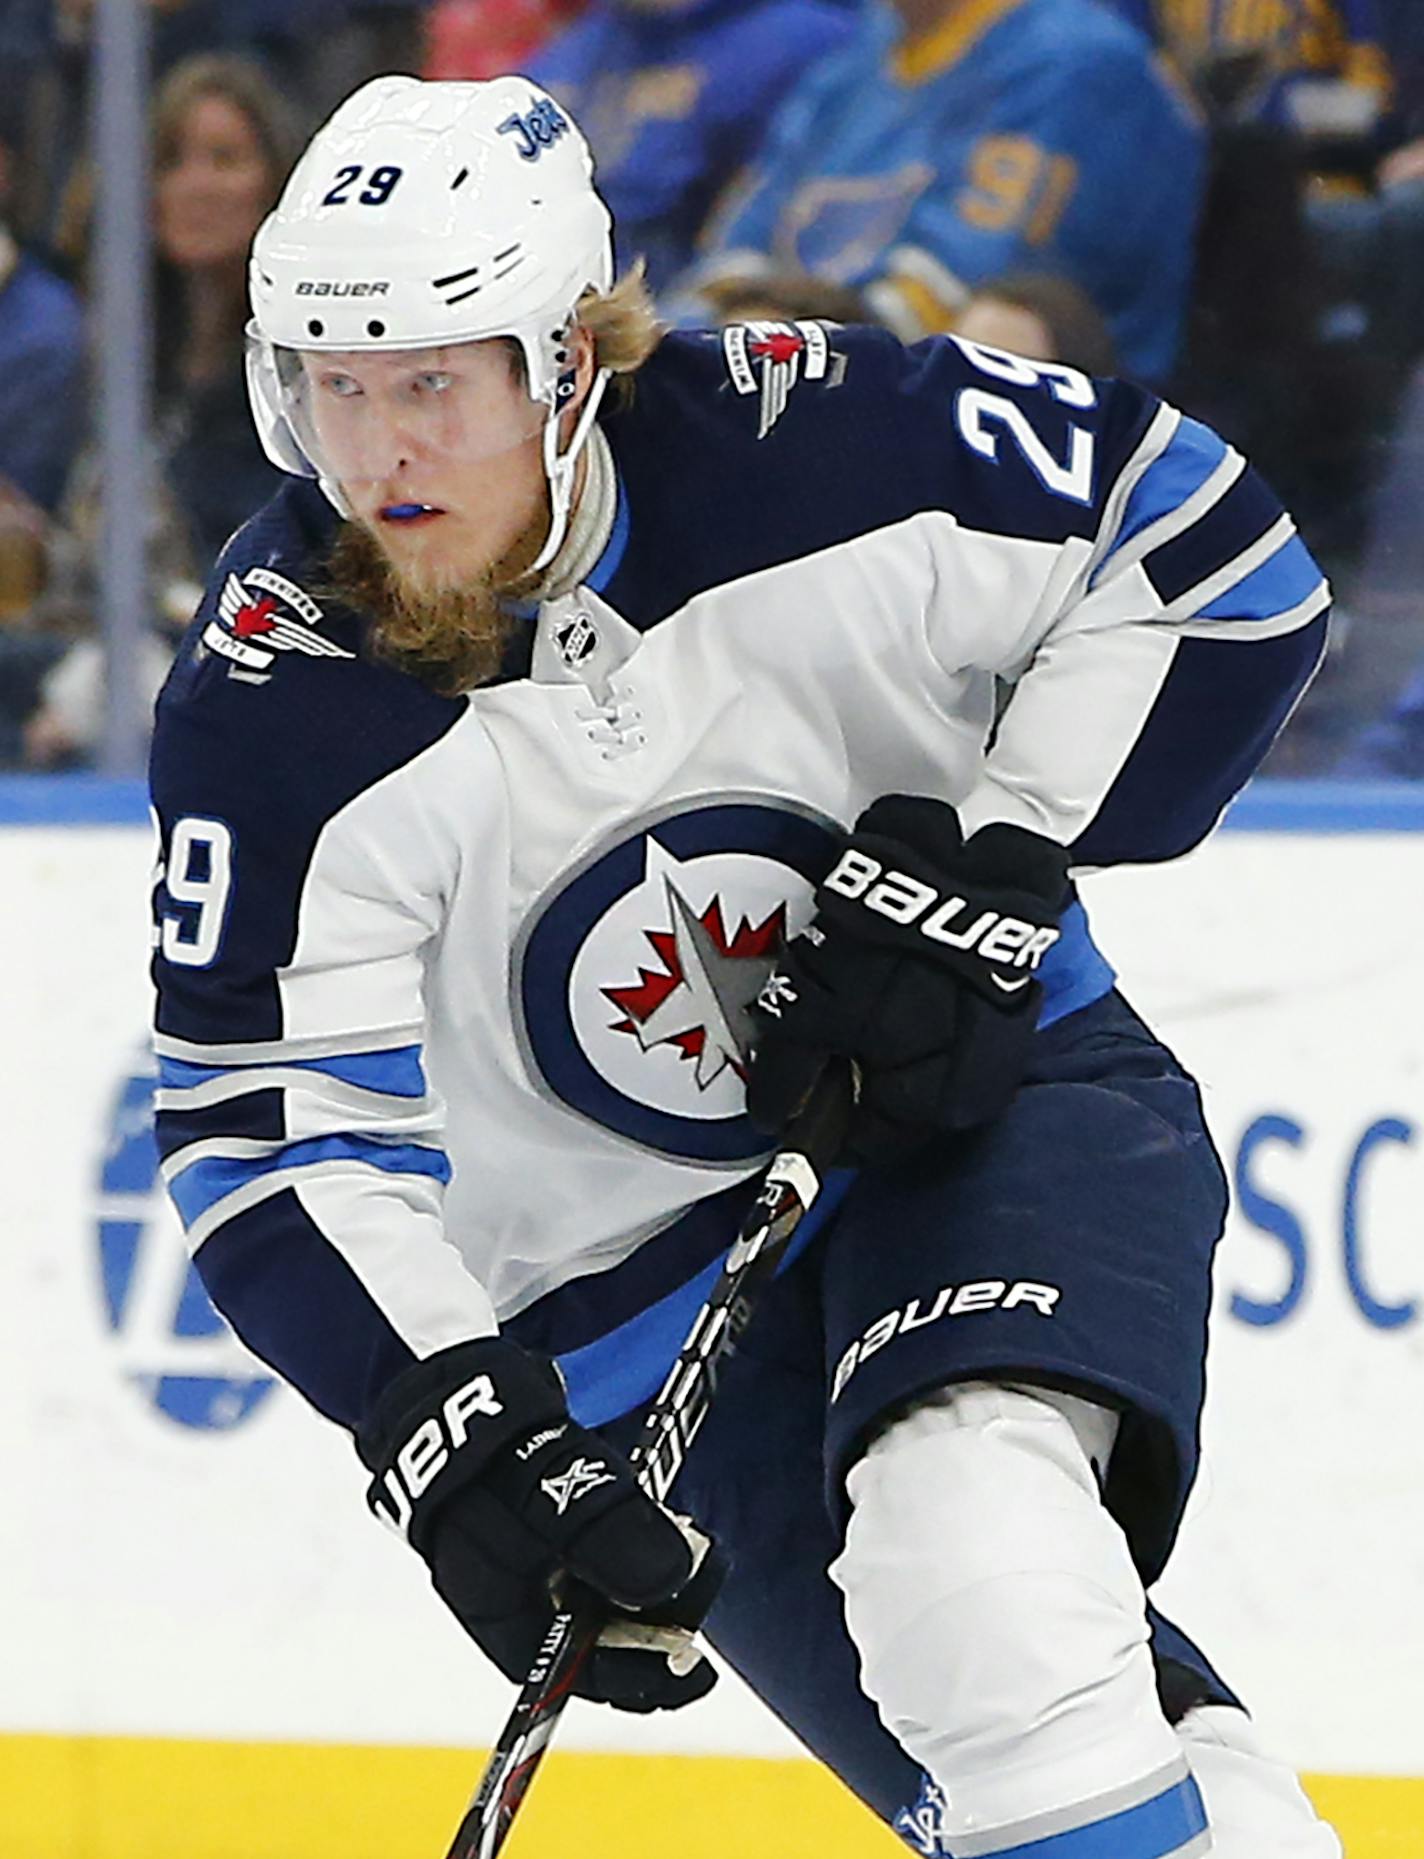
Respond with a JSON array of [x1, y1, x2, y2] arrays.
[[722, 319, 842, 440], [201, 565, 354, 682], [555, 609, 600, 668]]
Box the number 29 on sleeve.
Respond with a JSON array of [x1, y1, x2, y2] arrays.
[[951, 339, 1098, 505], [153, 816, 235, 969]]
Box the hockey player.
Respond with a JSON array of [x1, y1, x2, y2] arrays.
[[150, 76, 1342, 1858]]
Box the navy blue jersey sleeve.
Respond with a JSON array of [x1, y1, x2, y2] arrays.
[[150, 487, 498, 1429]]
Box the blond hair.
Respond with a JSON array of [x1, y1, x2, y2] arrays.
[[576, 261, 664, 403]]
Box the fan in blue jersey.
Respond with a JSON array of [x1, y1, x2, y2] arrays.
[[530, 0, 856, 292], [679, 0, 1206, 382], [151, 76, 1343, 1859]]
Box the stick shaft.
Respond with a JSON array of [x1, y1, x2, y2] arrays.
[[444, 1072, 852, 1859]]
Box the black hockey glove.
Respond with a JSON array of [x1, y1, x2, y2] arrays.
[[746, 795, 1070, 1165], [356, 1338, 722, 1712]]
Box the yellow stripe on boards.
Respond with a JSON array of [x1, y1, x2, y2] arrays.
[[0, 1735, 1418, 1859], [1, 1740, 885, 1859]]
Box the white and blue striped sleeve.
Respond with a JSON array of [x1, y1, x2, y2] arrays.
[[150, 642, 497, 1431], [956, 401, 1330, 863]]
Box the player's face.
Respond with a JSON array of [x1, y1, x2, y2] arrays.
[[293, 341, 550, 585]]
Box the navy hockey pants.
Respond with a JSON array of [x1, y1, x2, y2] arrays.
[[608, 990, 1241, 1839]]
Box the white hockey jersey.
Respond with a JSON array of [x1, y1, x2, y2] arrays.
[[149, 325, 1328, 1430]]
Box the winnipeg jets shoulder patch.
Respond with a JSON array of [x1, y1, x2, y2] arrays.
[[202, 565, 355, 683], [720, 319, 846, 440]]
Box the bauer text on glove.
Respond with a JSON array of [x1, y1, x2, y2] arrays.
[[746, 794, 1070, 1164]]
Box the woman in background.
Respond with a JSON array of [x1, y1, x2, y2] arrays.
[[17, 53, 301, 768]]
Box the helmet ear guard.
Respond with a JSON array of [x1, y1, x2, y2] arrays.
[[552, 322, 578, 402]]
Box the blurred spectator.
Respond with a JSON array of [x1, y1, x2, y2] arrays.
[[74, 0, 431, 107], [425, 0, 586, 80], [1348, 2, 1424, 364], [0, 99, 85, 523], [0, 3, 50, 74], [699, 269, 879, 325], [0, 2, 58, 245], [695, 264, 1122, 382], [1159, 4, 1424, 588], [65, 53, 303, 563], [17, 1, 428, 246], [12, 54, 301, 770], [1114, 6, 1423, 439], [1110, 0, 1391, 134], [956, 271, 1120, 376], [1167, 130, 1344, 554], [682, 0, 1205, 382], [530, 0, 855, 293], [167, 1, 432, 119], [0, 82, 86, 755]]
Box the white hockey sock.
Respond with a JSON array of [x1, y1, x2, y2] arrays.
[[1177, 1706, 1344, 1858], [831, 1381, 1204, 1857]]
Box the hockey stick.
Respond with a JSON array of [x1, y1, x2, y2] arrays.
[[443, 1065, 855, 1859]]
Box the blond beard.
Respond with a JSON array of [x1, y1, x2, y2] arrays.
[[324, 502, 551, 697]]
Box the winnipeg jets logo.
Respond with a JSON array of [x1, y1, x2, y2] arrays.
[[518, 800, 837, 1163], [201, 566, 354, 682], [541, 1456, 616, 1516], [604, 863, 786, 1093], [721, 319, 843, 439]]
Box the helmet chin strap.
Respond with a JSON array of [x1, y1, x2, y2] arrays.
[[530, 365, 611, 575]]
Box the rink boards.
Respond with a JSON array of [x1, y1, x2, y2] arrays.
[[1, 777, 1420, 1858]]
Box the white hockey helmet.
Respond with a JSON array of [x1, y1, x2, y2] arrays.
[[246, 74, 614, 569]]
